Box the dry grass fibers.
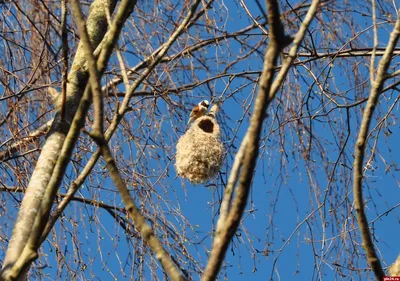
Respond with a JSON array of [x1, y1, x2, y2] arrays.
[[176, 114, 223, 184]]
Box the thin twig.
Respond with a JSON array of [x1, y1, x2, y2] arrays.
[[0, 120, 52, 162], [369, 0, 378, 82], [104, 4, 130, 90], [270, 0, 320, 96], [60, 0, 68, 121], [96, 139, 188, 281]]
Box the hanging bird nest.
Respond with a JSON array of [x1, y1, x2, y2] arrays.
[[176, 105, 223, 184]]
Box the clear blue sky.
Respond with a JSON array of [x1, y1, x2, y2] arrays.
[[2, 1, 400, 280]]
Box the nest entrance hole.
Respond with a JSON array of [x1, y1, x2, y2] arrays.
[[198, 119, 214, 133]]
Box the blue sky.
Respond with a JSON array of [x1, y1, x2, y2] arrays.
[[168, 1, 400, 280], [1, 1, 400, 280]]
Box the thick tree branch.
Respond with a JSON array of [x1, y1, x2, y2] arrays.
[[389, 255, 400, 276], [201, 1, 319, 280], [71, 0, 104, 135], [0, 0, 137, 279], [0, 1, 119, 277], [39, 1, 203, 250], [270, 0, 320, 96], [15, 1, 203, 280], [353, 11, 400, 281]]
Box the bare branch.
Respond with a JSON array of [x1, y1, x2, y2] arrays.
[[71, 0, 104, 135], [202, 0, 319, 279], [353, 11, 400, 281], [1, 0, 136, 279], [60, 0, 68, 121], [389, 255, 400, 276], [97, 139, 188, 281], [1, 0, 117, 274], [0, 120, 52, 162], [270, 0, 321, 96], [369, 0, 378, 82]]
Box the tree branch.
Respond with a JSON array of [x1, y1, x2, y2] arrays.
[[353, 11, 400, 281], [0, 0, 137, 279], [70, 0, 105, 135], [0, 120, 52, 162], [96, 139, 187, 281], [0, 0, 119, 277], [201, 1, 319, 280]]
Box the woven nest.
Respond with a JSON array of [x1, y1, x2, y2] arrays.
[[176, 115, 223, 184]]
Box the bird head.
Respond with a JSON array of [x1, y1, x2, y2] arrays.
[[199, 100, 210, 109]]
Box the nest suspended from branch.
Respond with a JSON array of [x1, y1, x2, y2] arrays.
[[176, 105, 223, 184]]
